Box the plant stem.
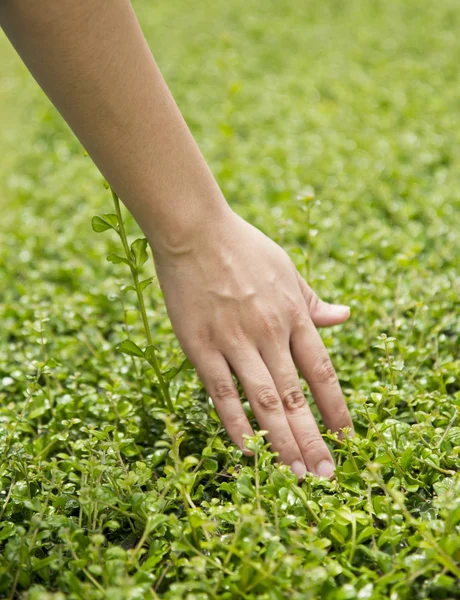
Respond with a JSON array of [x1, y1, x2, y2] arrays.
[[111, 188, 174, 412], [384, 339, 395, 392], [133, 273, 174, 412], [368, 468, 460, 579]]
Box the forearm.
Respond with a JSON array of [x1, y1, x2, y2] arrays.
[[0, 0, 229, 254]]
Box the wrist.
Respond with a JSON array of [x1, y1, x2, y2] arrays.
[[145, 194, 234, 260]]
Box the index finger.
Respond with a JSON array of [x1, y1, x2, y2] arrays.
[[290, 318, 353, 437]]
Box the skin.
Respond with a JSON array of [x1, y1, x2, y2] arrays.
[[0, 0, 353, 479]]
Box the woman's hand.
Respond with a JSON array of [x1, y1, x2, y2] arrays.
[[153, 210, 353, 479]]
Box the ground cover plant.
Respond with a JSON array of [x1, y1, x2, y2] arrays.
[[1, 0, 460, 598]]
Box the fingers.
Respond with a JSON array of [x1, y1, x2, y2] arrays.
[[194, 351, 254, 453], [296, 272, 350, 328], [227, 348, 306, 478], [290, 317, 353, 438], [261, 346, 335, 478]]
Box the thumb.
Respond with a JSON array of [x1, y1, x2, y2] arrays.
[[296, 272, 350, 328], [310, 298, 350, 327]]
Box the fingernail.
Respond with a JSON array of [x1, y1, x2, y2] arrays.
[[337, 305, 351, 315], [316, 460, 335, 478], [291, 460, 307, 479]]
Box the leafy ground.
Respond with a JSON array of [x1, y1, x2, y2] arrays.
[[1, 0, 460, 598]]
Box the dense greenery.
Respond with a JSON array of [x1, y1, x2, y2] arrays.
[[1, 0, 459, 598]]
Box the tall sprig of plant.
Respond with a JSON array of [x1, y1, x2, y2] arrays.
[[92, 183, 174, 413]]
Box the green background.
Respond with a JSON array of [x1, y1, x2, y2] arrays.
[[0, 1, 459, 598]]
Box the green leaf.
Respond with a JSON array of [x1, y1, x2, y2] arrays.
[[236, 474, 255, 498], [92, 216, 111, 232], [400, 446, 414, 470], [131, 238, 149, 268], [210, 407, 220, 423], [150, 448, 168, 467], [203, 458, 219, 473], [106, 253, 130, 266], [163, 357, 193, 382], [139, 277, 154, 291], [144, 344, 160, 366], [29, 405, 50, 420], [145, 514, 169, 534], [117, 339, 145, 358], [31, 555, 57, 573], [91, 213, 118, 233], [0, 522, 15, 541], [116, 399, 133, 417]]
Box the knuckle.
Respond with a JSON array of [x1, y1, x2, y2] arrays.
[[226, 324, 248, 349], [281, 385, 306, 412], [254, 385, 280, 412], [226, 412, 248, 431], [297, 432, 326, 455], [195, 324, 213, 347], [292, 313, 310, 332], [274, 434, 297, 458], [288, 299, 304, 321], [312, 354, 337, 385], [213, 379, 237, 403], [259, 311, 282, 338]]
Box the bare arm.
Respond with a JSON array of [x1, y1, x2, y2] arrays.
[[0, 0, 353, 479], [0, 0, 227, 254]]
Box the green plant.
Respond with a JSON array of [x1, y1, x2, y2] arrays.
[[1, 0, 460, 597], [91, 185, 175, 413]]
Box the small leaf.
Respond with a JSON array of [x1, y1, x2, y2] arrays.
[[151, 448, 168, 467], [92, 216, 111, 232], [117, 399, 133, 417], [144, 344, 160, 366], [145, 514, 169, 534], [203, 458, 219, 473], [140, 277, 154, 291], [107, 253, 130, 266], [209, 408, 220, 423], [29, 405, 50, 419], [117, 339, 145, 358], [236, 473, 255, 498], [163, 357, 193, 382], [131, 238, 149, 268], [102, 213, 119, 227], [31, 555, 57, 573], [0, 522, 15, 541], [92, 213, 118, 233], [122, 285, 136, 293]]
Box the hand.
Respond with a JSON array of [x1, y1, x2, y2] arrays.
[[153, 210, 353, 479]]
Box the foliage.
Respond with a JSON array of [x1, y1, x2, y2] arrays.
[[0, 0, 459, 598]]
